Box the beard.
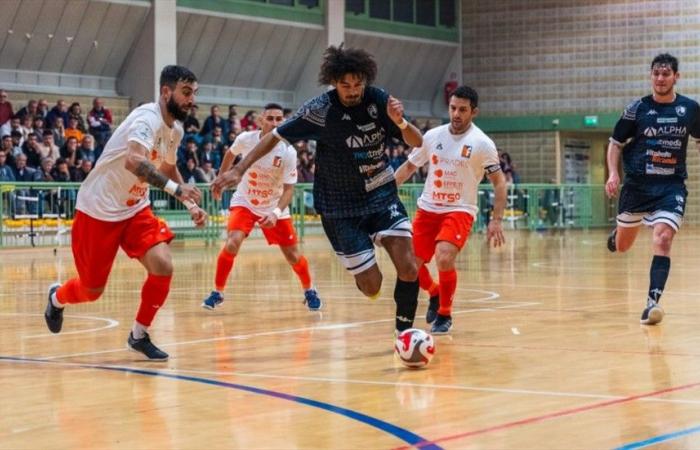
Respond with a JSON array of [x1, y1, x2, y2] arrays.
[[166, 96, 189, 122]]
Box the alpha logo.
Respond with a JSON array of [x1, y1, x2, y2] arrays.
[[647, 109, 658, 115], [367, 104, 378, 119], [345, 130, 385, 148], [342, 113, 352, 121], [273, 156, 281, 167], [436, 143, 443, 150], [676, 105, 687, 116], [346, 135, 363, 148], [644, 126, 687, 137], [461, 145, 472, 158]]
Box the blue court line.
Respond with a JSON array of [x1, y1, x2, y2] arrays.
[[0, 355, 442, 450], [614, 424, 700, 449]]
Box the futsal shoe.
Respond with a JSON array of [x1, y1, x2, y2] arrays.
[[201, 291, 224, 310], [640, 300, 664, 325], [304, 288, 322, 311], [44, 283, 63, 333], [607, 228, 617, 252], [426, 295, 439, 324], [431, 314, 453, 335], [127, 332, 169, 361]]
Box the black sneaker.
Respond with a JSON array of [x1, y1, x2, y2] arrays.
[[127, 332, 169, 361], [44, 283, 63, 333], [426, 295, 439, 324], [607, 228, 617, 253], [640, 300, 664, 325], [431, 314, 452, 335]]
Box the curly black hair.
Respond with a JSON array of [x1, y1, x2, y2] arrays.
[[651, 53, 679, 73], [318, 45, 377, 86]]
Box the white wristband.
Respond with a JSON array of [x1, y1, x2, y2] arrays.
[[164, 179, 180, 196], [397, 118, 408, 130], [272, 207, 283, 219], [183, 199, 197, 211]]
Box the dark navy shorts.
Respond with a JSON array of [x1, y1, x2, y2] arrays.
[[617, 179, 687, 231], [321, 200, 412, 274]]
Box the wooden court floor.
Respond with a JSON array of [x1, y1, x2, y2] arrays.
[[3, 228, 700, 449]]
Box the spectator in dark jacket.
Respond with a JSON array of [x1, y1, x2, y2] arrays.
[[46, 99, 69, 128], [0, 151, 15, 181], [88, 97, 113, 150], [200, 105, 228, 137]]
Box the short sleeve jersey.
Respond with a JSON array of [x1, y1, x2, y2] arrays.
[[75, 103, 182, 221], [611, 94, 700, 180], [408, 123, 500, 217], [228, 130, 297, 218], [273, 86, 403, 218]]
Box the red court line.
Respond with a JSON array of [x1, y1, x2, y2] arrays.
[[392, 380, 700, 450]]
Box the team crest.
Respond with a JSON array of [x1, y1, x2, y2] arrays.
[[273, 156, 282, 167], [676, 105, 686, 116], [367, 104, 378, 119], [461, 145, 472, 158], [436, 143, 443, 150]]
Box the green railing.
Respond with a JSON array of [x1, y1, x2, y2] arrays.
[[0, 182, 615, 248]]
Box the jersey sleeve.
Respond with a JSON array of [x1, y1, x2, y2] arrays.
[[228, 133, 248, 156], [611, 100, 641, 145], [127, 111, 158, 150], [407, 133, 430, 167], [274, 95, 328, 144], [282, 147, 298, 185], [481, 138, 501, 174]]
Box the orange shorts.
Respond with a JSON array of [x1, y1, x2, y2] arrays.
[[413, 208, 474, 263], [227, 206, 298, 247], [71, 208, 174, 289]]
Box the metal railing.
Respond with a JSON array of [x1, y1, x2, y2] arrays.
[[0, 182, 615, 248]]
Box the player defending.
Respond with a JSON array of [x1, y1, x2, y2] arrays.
[[605, 53, 700, 325], [212, 45, 423, 333], [201, 103, 322, 310], [395, 86, 506, 334], [43, 66, 207, 360]]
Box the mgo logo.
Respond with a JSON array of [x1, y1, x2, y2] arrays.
[[644, 125, 687, 137]]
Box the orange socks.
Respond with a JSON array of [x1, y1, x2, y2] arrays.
[[135, 273, 171, 327], [215, 249, 236, 292], [418, 264, 439, 297], [56, 278, 101, 304], [438, 270, 457, 316], [291, 256, 312, 290]]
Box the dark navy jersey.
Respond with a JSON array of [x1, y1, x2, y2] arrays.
[[274, 86, 403, 218], [611, 94, 700, 181]]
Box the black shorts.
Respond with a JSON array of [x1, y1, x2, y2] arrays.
[[617, 179, 687, 231], [321, 200, 412, 274]]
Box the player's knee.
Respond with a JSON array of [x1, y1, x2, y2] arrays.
[[434, 252, 455, 271], [397, 261, 418, 282], [225, 238, 242, 255], [150, 258, 174, 276], [653, 229, 674, 250], [356, 275, 382, 297]]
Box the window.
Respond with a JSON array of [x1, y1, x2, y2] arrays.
[[393, 0, 414, 23], [269, 0, 294, 5], [297, 0, 319, 7], [369, 0, 391, 20], [439, 0, 456, 27], [346, 0, 365, 15], [416, 0, 436, 26]]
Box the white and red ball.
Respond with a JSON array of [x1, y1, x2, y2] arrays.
[[394, 328, 435, 368]]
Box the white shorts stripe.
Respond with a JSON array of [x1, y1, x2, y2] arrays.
[[617, 210, 682, 231]]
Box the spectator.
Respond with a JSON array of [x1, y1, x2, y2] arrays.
[[51, 116, 66, 148], [34, 157, 54, 181], [12, 153, 35, 182], [240, 110, 258, 131], [68, 102, 86, 132], [0, 151, 15, 181], [178, 136, 199, 165], [0, 115, 23, 145], [71, 158, 93, 182], [22, 132, 43, 168], [499, 151, 519, 184], [16, 99, 38, 120], [64, 116, 84, 143], [50, 157, 72, 182], [46, 99, 69, 128], [226, 104, 240, 134], [200, 105, 227, 137], [1, 135, 13, 167], [60, 136, 80, 167], [19, 114, 34, 142], [388, 145, 407, 170], [183, 104, 200, 134], [178, 156, 198, 184], [210, 125, 226, 156], [0, 89, 13, 125], [226, 129, 238, 147], [37, 129, 60, 164], [87, 97, 113, 150], [194, 160, 216, 183], [198, 140, 221, 170], [36, 98, 49, 120], [32, 116, 46, 136], [77, 135, 97, 165], [297, 149, 314, 183], [9, 130, 23, 159]]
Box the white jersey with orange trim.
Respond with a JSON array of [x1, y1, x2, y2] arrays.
[[76, 102, 182, 221], [408, 123, 500, 216], [228, 130, 298, 218]]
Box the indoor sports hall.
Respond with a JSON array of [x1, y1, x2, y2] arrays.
[[2, 1, 700, 449]]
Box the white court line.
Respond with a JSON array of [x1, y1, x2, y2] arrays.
[[3, 357, 700, 407], [0, 313, 119, 338], [42, 302, 535, 360], [532, 261, 700, 275], [477, 281, 700, 297]]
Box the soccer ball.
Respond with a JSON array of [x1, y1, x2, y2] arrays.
[[394, 328, 435, 368]]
